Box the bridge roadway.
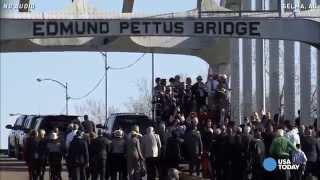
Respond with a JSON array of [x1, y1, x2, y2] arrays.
[[0, 155, 69, 180], [0, 155, 208, 180]]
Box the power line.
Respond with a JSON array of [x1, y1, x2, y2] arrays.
[[70, 73, 105, 100], [108, 53, 146, 70], [70, 53, 147, 100]]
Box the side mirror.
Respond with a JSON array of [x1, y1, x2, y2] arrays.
[[5, 124, 13, 129], [96, 124, 104, 129]]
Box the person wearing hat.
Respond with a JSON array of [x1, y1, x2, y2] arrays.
[[183, 78, 193, 117], [191, 75, 208, 113], [110, 129, 127, 180], [90, 130, 111, 180], [126, 125, 142, 140], [126, 127, 144, 180], [46, 132, 63, 180]]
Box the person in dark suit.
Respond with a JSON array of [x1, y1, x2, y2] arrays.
[[250, 129, 266, 180], [223, 127, 236, 180], [165, 130, 184, 169], [90, 130, 111, 180], [262, 125, 275, 157], [301, 127, 320, 179], [184, 117, 203, 176], [68, 131, 89, 180], [24, 130, 41, 180], [110, 129, 127, 180], [240, 126, 254, 180], [46, 132, 63, 180], [231, 127, 243, 180], [38, 129, 47, 180], [82, 115, 96, 134]]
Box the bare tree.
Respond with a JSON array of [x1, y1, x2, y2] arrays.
[[124, 78, 152, 117], [108, 105, 120, 117], [74, 99, 120, 124]]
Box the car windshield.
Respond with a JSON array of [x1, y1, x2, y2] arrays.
[[25, 116, 38, 129], [38, 116, 80, 133], [113, 115, 152, 134], [29, 116, 39, 129], [14, 115, 27, 128]]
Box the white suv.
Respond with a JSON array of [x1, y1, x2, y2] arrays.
[[6, 115, 39, 159]]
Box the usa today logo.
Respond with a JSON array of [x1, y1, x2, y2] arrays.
[[263, 157, 300, 172]]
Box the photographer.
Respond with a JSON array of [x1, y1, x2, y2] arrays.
[[191, 76, 208, 113]]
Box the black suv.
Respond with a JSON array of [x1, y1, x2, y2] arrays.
[[97, 113, 154, 135]]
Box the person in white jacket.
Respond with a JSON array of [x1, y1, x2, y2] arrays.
[[286, 127, 301, 147], [141, 126, 161, 180]]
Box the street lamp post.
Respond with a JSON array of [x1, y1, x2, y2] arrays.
[[100, 52, 108, 123], [37, 78, 69, 115]]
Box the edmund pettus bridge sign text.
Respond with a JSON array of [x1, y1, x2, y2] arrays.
[[1, 17, 320, 49], [32, 20, 261, 37]]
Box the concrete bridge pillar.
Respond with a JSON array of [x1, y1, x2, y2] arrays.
[[317, 49, 320, 129], [255, 0, 265, 113], [268, 1, 281, 116], [269, 40, 281, 115], [300, 43, 312, 125], [231, 39, 241, 124], [297, 0, 313, 126], [242, 0, 253, 118], [255, 39, 265, 114], [284, 41, 296, 121]]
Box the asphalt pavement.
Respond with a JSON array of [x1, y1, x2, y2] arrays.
[[0, 155, 208, 180], [0, 155, 67, 180]]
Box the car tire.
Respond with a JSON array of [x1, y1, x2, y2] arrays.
[[17, 146, 23, 160], [7, 139, 15, 157], [14, 144, 20, 160]]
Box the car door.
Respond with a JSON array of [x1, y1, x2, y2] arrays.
[[106, 116, 115, 135], [14, 116, 27, 147], [8, 116, 25, 147], [19, 115, 38, 147]]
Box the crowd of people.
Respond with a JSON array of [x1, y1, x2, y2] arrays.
[[150, 75, 320, 180], [22, 75, 320, 180], [153, 75, 229, 124]]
